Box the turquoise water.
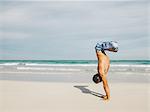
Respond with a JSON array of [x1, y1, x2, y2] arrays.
[[0, 60, 149, 65]]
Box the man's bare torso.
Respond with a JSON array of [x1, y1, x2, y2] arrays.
[[96, 51, 110, 76]]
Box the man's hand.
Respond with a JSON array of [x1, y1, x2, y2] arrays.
[[102, 95, 110, 101]]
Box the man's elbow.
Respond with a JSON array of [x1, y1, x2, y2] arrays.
[[98, 70, 105, 77], [100, 74, 107, 82]]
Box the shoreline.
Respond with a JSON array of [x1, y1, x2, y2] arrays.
[[0, 64, 149, 83]]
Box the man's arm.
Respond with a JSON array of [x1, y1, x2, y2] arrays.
[[98, 63, 110, 100]]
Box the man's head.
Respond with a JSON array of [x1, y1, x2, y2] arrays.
[[92, 73, 102, 84]]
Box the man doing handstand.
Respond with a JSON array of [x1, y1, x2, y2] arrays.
[[94, 41, 118, 100]]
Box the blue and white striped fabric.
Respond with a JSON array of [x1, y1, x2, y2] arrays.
[[95, 41, 118, 52]]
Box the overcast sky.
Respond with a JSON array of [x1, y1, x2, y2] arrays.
[[0, 0, 149, 60]]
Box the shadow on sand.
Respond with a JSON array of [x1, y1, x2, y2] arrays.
[[74, 85, 104, 98]]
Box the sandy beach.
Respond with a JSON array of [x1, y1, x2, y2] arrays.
[[0, 81, 149, 112], [1, 1, 149, 111], [0, 65, 150, 112]]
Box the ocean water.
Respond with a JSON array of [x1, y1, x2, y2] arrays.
[[0, 60, 149, 73], [0, 60, 149, 66], [0, 60, 150, 83]]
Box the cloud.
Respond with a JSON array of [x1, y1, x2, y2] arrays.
[[0, 31, 30, 39], [0, 1, 149, 59], [0, 0, 147, 2]]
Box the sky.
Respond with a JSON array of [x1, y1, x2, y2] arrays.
[[0, 0, 149, 60]]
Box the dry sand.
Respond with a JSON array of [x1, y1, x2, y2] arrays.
[[0, 80, 149, 112]]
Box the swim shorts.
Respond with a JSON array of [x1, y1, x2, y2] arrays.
[[95, 41, 118, 52]]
